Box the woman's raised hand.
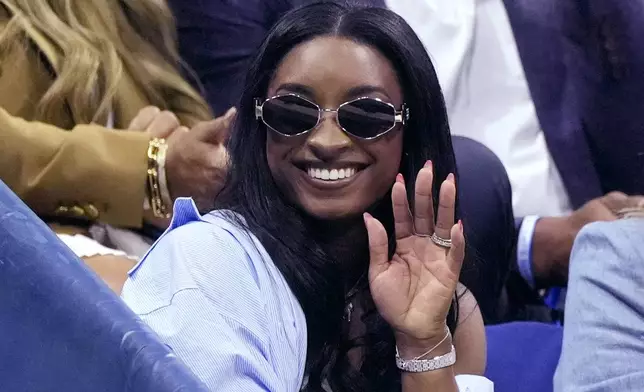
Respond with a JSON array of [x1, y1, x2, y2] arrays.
[[364, 161, 465, 353]]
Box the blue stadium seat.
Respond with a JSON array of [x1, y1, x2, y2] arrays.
[[485, 321, 563, 392], [0, 180, 207, 392]]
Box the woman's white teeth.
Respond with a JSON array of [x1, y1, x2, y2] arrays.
[[307, 168, 357, 181]]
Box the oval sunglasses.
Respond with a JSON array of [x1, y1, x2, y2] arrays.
[[255, 93, 410, 140]]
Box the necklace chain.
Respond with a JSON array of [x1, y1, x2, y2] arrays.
[[343, 272, 366, 323]]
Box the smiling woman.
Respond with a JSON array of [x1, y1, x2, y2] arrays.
[[122, 2, 490, 392]]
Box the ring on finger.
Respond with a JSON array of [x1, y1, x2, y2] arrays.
[[430, 232, 452, 248], [617, 206, 644, 219]]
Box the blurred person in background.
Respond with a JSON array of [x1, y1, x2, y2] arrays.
[[0, 0, 232, 284], [389, 0, 644, 318]]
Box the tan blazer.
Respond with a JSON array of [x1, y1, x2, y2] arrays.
[[0, 4, 180, 229]]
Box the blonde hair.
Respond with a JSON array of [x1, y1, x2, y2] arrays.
[[0, 0, 212, 126]]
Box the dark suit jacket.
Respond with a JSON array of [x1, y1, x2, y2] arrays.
[[170, 0, 385, 115], [506, 0, 644, 207], [171, 0, 644, 208]]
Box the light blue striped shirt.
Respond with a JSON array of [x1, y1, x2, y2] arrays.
[[122, 199, 493, 391], [121, 198, 307, 391]]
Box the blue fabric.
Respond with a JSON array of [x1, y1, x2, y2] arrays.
[[0, 180, 207, 392], [544, 288, 563, 313], [122, 198, 308, 391], [485, 322, 563, 392]]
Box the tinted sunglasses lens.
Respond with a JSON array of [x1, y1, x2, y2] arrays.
[[261, 95, 319, 136], [337, 98, 396, 138]]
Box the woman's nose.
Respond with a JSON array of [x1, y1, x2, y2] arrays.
[[306, 112, 352, 160]]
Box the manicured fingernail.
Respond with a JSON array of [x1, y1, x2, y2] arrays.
[[363, 212, 372, 223], [447, 173, 455, 183], [424, 160, 432, 169], [396, 173, 404, 183], [458, 220, 463, 231]]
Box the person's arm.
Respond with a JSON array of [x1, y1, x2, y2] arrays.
[[453, 286, 486, 376], [520, 192, 643, 289], [0, 19, 151, 229], [554, 218, 644, 392], [0, 107, 150, 228], [82, 252, 136, 295], [529, 216, 575, 288]]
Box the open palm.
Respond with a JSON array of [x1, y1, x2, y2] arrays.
[[364, 163, 465, 343]]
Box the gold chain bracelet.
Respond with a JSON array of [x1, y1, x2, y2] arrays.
[[146, 138, 171, 219]]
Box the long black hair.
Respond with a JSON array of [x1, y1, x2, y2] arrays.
[[216, 2, 462, 391]]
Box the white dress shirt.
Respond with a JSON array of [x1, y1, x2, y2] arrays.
[[387, 0, 571, 218]]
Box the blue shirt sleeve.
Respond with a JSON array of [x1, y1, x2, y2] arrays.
[[122, 199, 306, 391], [516, 215, 540, 288], [517, 216, 564, 313]]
